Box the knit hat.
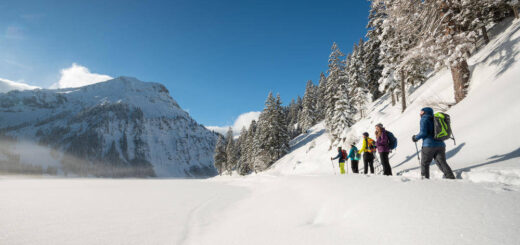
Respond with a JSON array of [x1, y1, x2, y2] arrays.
[[363, 132, 369, 137]]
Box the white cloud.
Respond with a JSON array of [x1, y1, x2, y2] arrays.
[[207, 111, 261, 136], [50, 63, 112, 89], [0, 78, 39, 93]]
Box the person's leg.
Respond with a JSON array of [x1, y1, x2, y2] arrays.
[[385, 152, 392, 175], [339, 162, 345, 174], [434, 147, 456, 179], [380, 152, 391, 176], [368, 154, 375, 174], [352, 160, 359, 173], [421, 147, 435, 179], [363, 154, 369, 174]]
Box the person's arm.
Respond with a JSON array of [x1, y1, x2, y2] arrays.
[[348, 148, 355, 159], [332, 152, 341, 160], [359, 140, 366, 154], [381, 131, 389, 146], [415, 117, 429, 140]]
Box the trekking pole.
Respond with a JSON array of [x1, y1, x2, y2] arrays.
[[330, 159, 336, 175], [414, 141, 421, 162]]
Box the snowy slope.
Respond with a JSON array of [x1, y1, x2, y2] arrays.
[[270, 18, 520, 184], [0, 76, 218, 177], [0, 78, 39, 93]]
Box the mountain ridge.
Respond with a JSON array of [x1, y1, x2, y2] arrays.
[[0, 76, 218, 177]]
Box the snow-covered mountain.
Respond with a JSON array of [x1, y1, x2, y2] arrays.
[[0, 78, 39, 93], [0, 76, 218, 177]]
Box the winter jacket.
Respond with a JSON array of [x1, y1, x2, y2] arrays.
[[376, 129, 391, 153], [415, 107, 445, 148], [347, 147, 360, 160], [332, 150, 346, 163], [358, 138, 376, 154]]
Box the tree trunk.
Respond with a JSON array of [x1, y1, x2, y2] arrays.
[[513, 6, 519, 19], [450, 60, 471, 103], [481, 26, 489, 44], [391, 91, 396, 106], [400, 77, 407, 113]]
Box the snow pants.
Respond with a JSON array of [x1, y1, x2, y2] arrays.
[[363, 153, 374, 174], [339, 161, 346, 174], [351, 160, 359, 174], [379, 152, 392, 176], [421, 146, 455, 179]]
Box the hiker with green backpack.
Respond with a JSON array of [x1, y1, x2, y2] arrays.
[[347, 143, 361, 173], [412, 107, 455, 179]]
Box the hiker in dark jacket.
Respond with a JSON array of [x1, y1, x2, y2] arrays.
[[331, 147, 346, 174], [412, 107, 455, 179], [375, 123, 392, 176], [347, 143, 360, 174]]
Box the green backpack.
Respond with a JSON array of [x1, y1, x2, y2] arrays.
[[433, 112, 456, 144]]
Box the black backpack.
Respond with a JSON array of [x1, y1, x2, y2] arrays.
[[386, 131, 398, 150]]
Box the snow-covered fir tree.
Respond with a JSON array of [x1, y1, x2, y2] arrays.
[[298, 80, 318, 133], [365, 0, 385, 100], [213, 135, 227, 175], [236, 127, 249, 175], [316, 72, 327, 121], [330, 83, 355, 147], [376, 0, 432, 111], [244, 120, 258, 174], [409, 0, 478, 103], [286, 98, 302, 139], [224, 127, 238, 174], [324, 42, 346, 135], [347, 40, 370, 119], [253, 92, 290, 172]]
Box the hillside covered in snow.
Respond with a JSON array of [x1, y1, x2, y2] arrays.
[[270, 18, 520, 183], [0, 76, 218, 177]]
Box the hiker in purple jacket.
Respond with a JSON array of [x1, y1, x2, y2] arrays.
[[375, 123, 392, 176]]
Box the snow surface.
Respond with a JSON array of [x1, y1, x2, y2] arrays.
[[1, 18, 520, 245]]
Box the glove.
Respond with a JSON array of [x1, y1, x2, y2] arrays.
[[412, 135, 418, 142]]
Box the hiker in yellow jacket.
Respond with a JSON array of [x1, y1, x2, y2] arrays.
[[359, 132, 376, 174]]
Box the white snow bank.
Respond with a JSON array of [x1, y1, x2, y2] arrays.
[[3, 176, 518, 245]]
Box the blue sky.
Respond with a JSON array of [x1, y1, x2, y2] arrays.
[[0, 0, 370, 128]]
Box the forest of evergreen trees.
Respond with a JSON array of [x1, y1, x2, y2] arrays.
[[214, 0, 519, 175]]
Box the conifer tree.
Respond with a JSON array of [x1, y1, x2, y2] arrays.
[[316, 72, 328, 121], [299, 80, 318, 133], [253, 92, 290, 171], [236, 127, 249, 175], [213, 135, 227, 175], [225, 127, 237, 175], [324, 42, 346, 135], [331, 83, 355, 146]]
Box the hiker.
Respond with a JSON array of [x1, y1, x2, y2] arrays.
[[412, 107, 455, 179], [347, 143, 360, 173], [375, 123, 393, 176], [358, 132, 375, 174], [331, 147, 347, 175]]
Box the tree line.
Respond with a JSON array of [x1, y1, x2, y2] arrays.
[[214, 0, 519, 175]]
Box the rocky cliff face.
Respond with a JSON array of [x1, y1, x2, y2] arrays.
[[0, 76, 218, 177]]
